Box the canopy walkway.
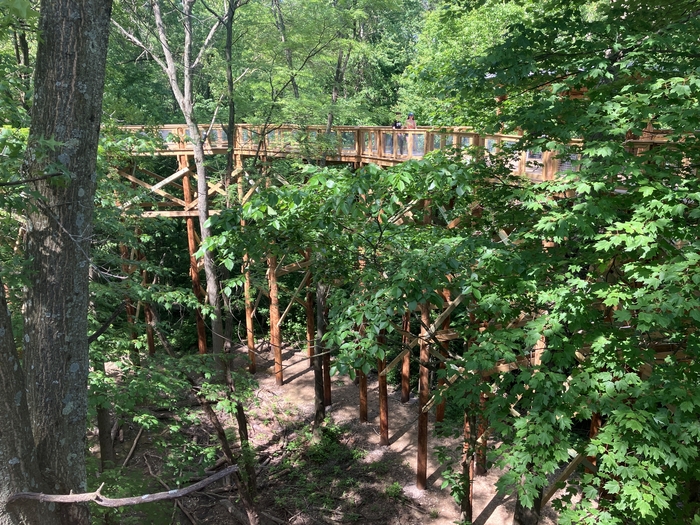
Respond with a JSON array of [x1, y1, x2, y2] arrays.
[[117, 123, 593, 217]]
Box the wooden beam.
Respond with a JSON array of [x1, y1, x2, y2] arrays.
[[276, 259, 313, 278], [277, 270, 311, 328], [242, 178, 263, 205], [151, 167, 190, 192], [135, 165, 184, 191], [139, 210, 222, 218], [117, 170, 186, 207], [267, 254, 283, 386], [190, 172, 228, 197], [401, 312, 411, 403]]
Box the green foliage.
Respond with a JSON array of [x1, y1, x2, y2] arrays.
[[0, 0, 36, 23], [407, 0, 700, 523], [385, 481, 404, 500]]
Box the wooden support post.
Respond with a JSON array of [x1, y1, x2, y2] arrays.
[[180, 155, 208, 354], [119, 244, 140, 366], [377, 332, 389, 446], [144, 303, 155, 356], [436, 290, 450, 423], [401, 311, 411, 403], [359, 369, 368, 422], [243, 256, 256, 373], [305, 250, 314, 368], [460, 412, 474, 524], [267, 254, 283, 385], [476, 391, 488, 475], [323, 337, 331, 407], [237, 169, 256, 373], [587, 412, 602, 473], [417, 302, 430, 490]]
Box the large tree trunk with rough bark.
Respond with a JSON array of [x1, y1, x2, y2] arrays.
[[0, 280, 58, 525], [1, 0, 112, 524]]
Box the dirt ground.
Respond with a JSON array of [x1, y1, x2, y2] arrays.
[[104, 343, 564, 524]]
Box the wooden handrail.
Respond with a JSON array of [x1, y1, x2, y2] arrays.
[[118, 123, 669, 181]]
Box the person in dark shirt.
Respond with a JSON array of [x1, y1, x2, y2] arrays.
[[393, 112, 406, 155]]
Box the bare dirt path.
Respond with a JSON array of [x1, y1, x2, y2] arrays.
[[239, 345, 563, 525]]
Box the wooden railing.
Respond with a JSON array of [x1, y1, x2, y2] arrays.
[[121, 124, 589, 181], [122, 123, 670, 181]]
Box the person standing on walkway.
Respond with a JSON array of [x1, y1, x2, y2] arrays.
[[401, 113, 416, 156], [393, 112, 406, 155], [405, 112, 417, 129]]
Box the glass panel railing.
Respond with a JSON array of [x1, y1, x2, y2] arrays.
[[396, 133, 408, 156], [384, 133, 394, 155], [341, 131, 355, 151], [433, 135, 442, 150], [526, 150, 543, 174], [460, 136, 471, 148], [412, 133, 425, 156], [557, 154, 579, 173]]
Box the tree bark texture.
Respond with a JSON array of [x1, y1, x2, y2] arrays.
[[268, 254, 283, 385], [313, 282, 328, 430], [0, 280, 58, 525], [18, 0, 112, 523]]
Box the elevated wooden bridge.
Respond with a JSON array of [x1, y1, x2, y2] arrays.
[[117, 123, 593, 218]]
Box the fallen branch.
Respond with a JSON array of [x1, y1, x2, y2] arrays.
[[120, 426, 144, 470], [8, 465, 239, 508]]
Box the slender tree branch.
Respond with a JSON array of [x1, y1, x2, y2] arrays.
[[8, 465, 239, 507], [192, 14, 227, 70], [1, 172, 62, 187], [88, 301, 127, 344], [110, 19, 168, 72]]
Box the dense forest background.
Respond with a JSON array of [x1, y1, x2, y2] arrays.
[[1, 0, 700, 524]]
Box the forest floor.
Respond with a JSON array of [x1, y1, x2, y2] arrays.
[[101, 343, 564, 525]]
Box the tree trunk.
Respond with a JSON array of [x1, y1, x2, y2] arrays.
[[313, 281, 328, 436], [189, 123, 225, 354], [18, 0, 112, 523], [94, 357, 116, 471], [268, 254, 283, 385], [416, 302, 430, 490], [0, 279, 59, 525], [512, 484, 543, 525]]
